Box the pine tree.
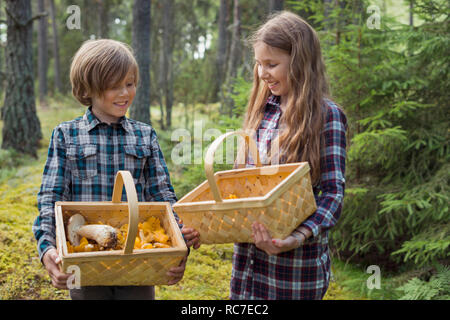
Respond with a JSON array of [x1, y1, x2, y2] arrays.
[[290, 0, 449, 268]]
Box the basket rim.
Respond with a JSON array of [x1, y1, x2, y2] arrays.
[[55, 201, 187, 264], [61, 246, 187, 262], [173, 162, 311, 212]]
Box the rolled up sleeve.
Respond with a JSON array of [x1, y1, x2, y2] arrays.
[[300, 104, 347, 238]]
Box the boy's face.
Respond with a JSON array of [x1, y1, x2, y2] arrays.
[[91, 70, 136, 124]]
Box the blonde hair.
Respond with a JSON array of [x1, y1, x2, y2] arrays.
[[70, 39, 139, 106], [243, 11, 330, 185]]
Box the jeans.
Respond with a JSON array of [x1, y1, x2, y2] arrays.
[[69, 286, 155, 300]]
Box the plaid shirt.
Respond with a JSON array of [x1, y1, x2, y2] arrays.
[[230, 96, 347, 300], [33, 107, 178, 261]]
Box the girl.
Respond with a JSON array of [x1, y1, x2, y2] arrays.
[[231, 11, 347, 300]]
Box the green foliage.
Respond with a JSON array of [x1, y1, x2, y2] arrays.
[[327, 260, 403, 300], [0, 149, 25, 170], [392, 224, 450, 266], [290, 0, 449, 270], [397, 264, 450, 300], [227, 75, 253, 118]]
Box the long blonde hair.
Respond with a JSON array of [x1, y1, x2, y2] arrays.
[[243, 11, 330, 185]]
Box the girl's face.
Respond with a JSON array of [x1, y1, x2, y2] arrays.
[[91, 69, 136, 124], [254, 41, 291, 103]]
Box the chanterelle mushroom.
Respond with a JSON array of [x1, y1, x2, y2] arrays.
[[67, 214, 117, 249]]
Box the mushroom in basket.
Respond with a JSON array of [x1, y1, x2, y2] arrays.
[[67, 214, 118, 249]]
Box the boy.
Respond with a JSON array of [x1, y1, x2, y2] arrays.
[[33, 39, 199, 299]]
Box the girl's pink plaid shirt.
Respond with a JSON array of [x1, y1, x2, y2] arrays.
[[230, 95, 348, 300]]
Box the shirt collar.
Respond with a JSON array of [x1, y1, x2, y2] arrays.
[[266, 95, 281, 106], [266, 95, 282, 113], [83, 107, 132, 133]]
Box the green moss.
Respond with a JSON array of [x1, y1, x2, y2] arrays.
[[156, 244, 233, 300]]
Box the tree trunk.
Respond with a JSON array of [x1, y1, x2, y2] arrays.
[[37, 0, 48, 107], [223, 0, 241, 116], [268, 0, 284, 13], [323, 0, 333, 31], [355, 27, 362, 183], [130, 0, 151, 125], [409, 0, 414, 26], [227, 0, 241, 80], [162, 0, 174, 129], [157, 33, 165, 130], [214, 0, 228, 103], [82, 0, 90, 38], [0, 0, 4, 107], [2, 0, 42, 156], [49, 0, 62, 93], [97, 0, 109, 38]]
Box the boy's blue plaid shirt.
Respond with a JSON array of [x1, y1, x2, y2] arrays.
[[33, 107, 178, 261]]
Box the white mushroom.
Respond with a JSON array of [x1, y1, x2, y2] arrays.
[[67, 214, 117, 249], [67, 214, 85, 246]]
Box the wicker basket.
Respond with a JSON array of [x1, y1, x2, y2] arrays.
[[173, 130, 317, 244], [55, 171, 187, 286]]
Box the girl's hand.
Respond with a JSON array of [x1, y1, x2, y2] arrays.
[[181, 226, 201, 249], [167, 255, 187, 285], [252, 222, 302, 255]]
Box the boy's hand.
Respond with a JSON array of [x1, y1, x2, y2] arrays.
[[181, 226, 201, 249], [42, 248, 71, 289], [167, 255, 187, 285], [252, 222, 302, 255]]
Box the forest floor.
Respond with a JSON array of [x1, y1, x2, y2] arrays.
[[0, 101, 392, 300]]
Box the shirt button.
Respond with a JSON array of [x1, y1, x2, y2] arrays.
[[109, 156, 113, 161], [250, 259, 254, 265]]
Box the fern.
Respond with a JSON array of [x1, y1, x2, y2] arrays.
[[397, 265, 450, 300]]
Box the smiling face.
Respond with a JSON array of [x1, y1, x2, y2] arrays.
[[91, 69, 136, 124], [254, 41, 291, 104]]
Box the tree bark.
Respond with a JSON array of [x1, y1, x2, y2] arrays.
[[97, 0, 109, 38], [49, 0, 62, 93], [223, 0, 241, 116], [409, 0, 414, 26], [214, 0, 228, 103], [157, 26, 165, 130], [162, 0, 174, 129], [269, 0, 284, 13], [2, 0, 42, 156], [130, 0, 151, 125], [227, 0, 241, 81], [37, 0, 48, 107], [0, 0, 4, 107], [323, 0, 333, 30]]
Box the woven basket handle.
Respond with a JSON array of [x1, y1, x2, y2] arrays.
[[205, 130, 261, 202], [111, 171, 139, 254]]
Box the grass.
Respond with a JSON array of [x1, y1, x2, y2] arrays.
[[327, 260, 404, 300], [0, 98, 371, 300]]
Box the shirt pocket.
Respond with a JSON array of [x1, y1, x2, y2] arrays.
[[123, 145, 151, 181], [66, 144, 98, 179]]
